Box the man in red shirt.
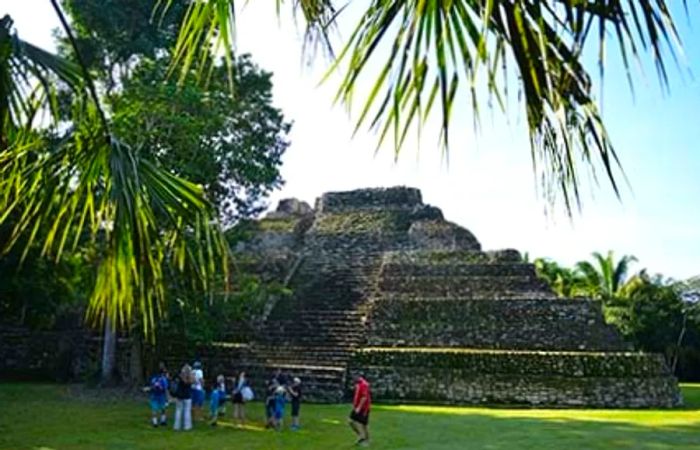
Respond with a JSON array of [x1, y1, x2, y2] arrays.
[[348, 373, 371, 445]]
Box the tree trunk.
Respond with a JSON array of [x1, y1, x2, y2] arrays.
[[671, 313, 688, 374], [128, 332, 144, 386], [101, 317, 117, 386]]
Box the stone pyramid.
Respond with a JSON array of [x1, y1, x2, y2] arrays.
[[231, 187, 680, 407]]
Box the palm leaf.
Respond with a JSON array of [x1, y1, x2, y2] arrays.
[[167, 0, 691, 213], [0, 105, 228, 337], [1, 14, 83, 142]]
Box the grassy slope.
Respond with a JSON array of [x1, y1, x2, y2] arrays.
[[0, 383, 698, 450]]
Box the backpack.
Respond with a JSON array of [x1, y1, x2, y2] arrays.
[[169, 376, 180, 397], [150, 375, 166, 395]]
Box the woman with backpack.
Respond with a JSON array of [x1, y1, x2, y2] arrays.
[[171, 364, 195, 431]]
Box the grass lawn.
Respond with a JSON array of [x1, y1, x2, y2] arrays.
[[0, 383, 698, 449]]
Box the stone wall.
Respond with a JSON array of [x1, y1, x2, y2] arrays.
[[366, 297, 628, 351], [0, 327, 133, 382], [349, 349, 681, 408], [316, 187, 423, 213]]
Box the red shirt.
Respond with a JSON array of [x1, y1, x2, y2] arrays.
[[353, 377, 371, 414]]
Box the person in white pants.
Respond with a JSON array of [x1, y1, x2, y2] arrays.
[[172, 364, 194, 431]]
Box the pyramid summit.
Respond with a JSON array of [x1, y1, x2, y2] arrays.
[[222, 186, 681, 407]]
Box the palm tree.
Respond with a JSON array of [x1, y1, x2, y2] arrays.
[[575, 251, 637, 304], [534, 257, 582, 298], [0, 1, 692, 335], [0, 9, 228, 338]]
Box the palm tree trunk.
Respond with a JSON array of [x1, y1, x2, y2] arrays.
[[671, 313, 688, 374], [101, 317, 117, 385]]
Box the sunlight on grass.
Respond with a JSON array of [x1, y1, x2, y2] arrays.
[[215, 422, 265, 432], [378, 384, 700, 430], [2, 383, 699, 450]]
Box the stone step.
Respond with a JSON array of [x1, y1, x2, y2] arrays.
[[264, 323, 364, 333], [376, 292, 558, 302], [380, 262, 536, 278], [379, 275, 545, 296], [237, 362, 348, 402], [259, 333, 364, 348], [260, 331, 362, 341], [252, 348, 354, 358]]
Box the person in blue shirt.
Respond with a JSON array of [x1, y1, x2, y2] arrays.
[[147, 362, 170, 427], [209, 374, 227, 427], [273, 385, 287, 431]]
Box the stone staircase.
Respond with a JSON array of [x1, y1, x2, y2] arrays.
[[244, 239, 378, 402]]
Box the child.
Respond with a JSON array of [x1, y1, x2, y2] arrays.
[[232, 371, 249, 427], [288, 377, 302, 430], [265, 377, 279, 429], [146, 362, 169, 427], [209, 375, 226, 427], [191, 361, 205, 421], [273, 384, 287, 431]]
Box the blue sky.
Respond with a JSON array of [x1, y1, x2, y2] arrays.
[[4, 1, 699, 280]]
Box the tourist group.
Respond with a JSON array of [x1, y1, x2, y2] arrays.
[[145, 361, 372, 445]]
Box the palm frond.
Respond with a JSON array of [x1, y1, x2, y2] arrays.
[[1, 14, 83, 139], [575, 259, 603, 298], [613, 253, 638, 292], [0, 104, 229, 337], [167, 0, 691, 213]]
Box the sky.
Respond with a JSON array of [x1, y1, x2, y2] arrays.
[[4, 1, 699, 280]]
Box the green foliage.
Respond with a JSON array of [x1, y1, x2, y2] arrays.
[[0, 234, 92, 329], [158, 271, 291, 347], [576, 251, 638, 305], [59, 0, 188, 90], [111, 55, 290, 223], [533, 258, 583, 297]]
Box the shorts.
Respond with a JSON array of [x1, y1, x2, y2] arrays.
[[291, 400, 301, 417], [266, 399, 275, 418], [274, 403, 285, 420], [149, 396, 167, 412], [350, 410, 369, 426], [232, 392, 244, 404], [192, 389, 205, 407]]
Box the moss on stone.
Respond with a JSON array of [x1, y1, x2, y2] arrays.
[[257, 217, 300, 233], [312, 211, 412, 234], [351, 348, 668, 378]]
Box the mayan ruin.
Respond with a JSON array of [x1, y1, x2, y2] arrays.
[[196, 186, 683, 408]]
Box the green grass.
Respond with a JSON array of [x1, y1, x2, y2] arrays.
[[1, 383, 699, 449]]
